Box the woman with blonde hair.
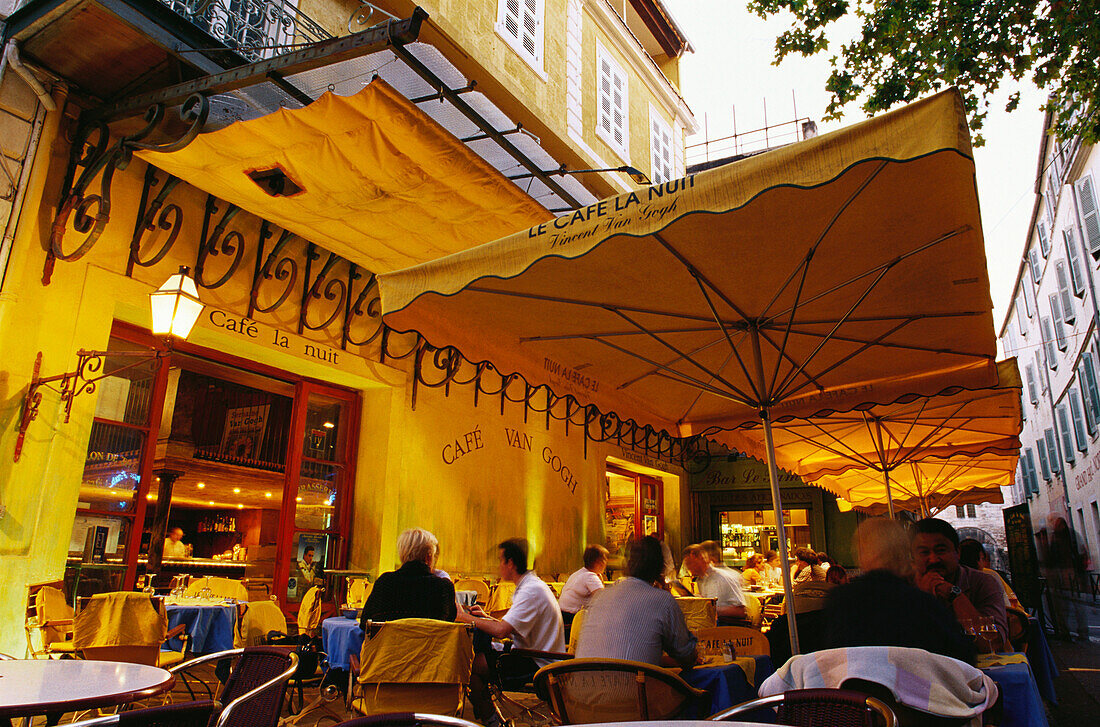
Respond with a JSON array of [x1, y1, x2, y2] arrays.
[[361, 528, 457, 627], [853, 517, 914, 579]]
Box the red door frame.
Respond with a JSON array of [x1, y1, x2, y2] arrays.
[[606, 463, 664, 541]]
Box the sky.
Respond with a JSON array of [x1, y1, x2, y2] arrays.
[[662, 0, 1048, 331]]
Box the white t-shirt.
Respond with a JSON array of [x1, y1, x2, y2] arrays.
[[697, 565, 745, 607], [558, 567, 603, 613], [502, 571, 565, 664], [163, 538, 188, 559]]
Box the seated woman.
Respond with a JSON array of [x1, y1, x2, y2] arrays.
[[791, 548, 826, 583], [361, 528, 458, 628], [742, 553, 765, 587]]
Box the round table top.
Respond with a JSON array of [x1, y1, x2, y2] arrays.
[[572, 722, 765, 727], [0, 659, 175, 718]]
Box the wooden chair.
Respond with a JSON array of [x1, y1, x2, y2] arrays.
[[696, 625, 770, 658], [170, 647, 298, 727], [709, 688, 897, 727], [486, 581, 515, 619], [532, 657, 708, 723], [347, 578, 373, 607], [348, 619, 473, 717], [452, 578, 490, 605], [25, 581, 75, 658]]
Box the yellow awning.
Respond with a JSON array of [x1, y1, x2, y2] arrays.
[[137, 79, 552, 273], [380, 89, 998, 435], [819, 454, 1014, 517], [736, 358, 1022, 483], [836, 483, 1004, 516]]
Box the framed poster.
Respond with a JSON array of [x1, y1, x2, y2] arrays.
[[220, 405, 270, 460]]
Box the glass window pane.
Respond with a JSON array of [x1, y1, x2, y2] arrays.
[[80, 422, 143, 512], [68, 513, 131, 562], [295, 460, 340, 531], [97, 337, 159, 426], [287, 532, 329, 602], [302, 394, 347, 463]]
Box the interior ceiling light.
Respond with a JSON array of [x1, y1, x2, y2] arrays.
[[323, 422, 335, 429], [197, 482, 206, 488], [233, 487, 241, 493], [265, 492, 273, 498]]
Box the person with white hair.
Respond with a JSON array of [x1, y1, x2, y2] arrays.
[[360, 527, 457, 628]]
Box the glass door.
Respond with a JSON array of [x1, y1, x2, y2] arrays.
[[277, 383, 358, 606]]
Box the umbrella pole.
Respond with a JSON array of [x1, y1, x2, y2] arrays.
[[884, 468, 896, 519], [761, 409, 801, 656]]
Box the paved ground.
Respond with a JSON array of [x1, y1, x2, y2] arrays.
[[1044, 594, 1100, 727]]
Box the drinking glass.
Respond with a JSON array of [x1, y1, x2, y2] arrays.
[[978, 617, 1002, 654]]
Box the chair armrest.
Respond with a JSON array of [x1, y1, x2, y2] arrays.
[[508, 648, 573, 662], [42, 618, 74, 627], [165, 623, 187, 641]]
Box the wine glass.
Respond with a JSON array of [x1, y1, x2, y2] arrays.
[[978, 617, 1002, 654], [143, 573, 156, 595]]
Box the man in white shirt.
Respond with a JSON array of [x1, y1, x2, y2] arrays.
[[163, 527, 189, 559], [458, 538, 565, 720], [683, 543, 747, 625], [558, 544, 608, 624]]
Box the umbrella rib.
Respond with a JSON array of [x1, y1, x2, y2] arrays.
[[884, 404, 974, 466], [617, 334, 731, 391], [691, 273, 763, 402], [676, 349, 742, 424], [764, 225, 971, 323], [773, 325, 993, 358], [787, 423, 881, 471], [607, 307, 759, 404], [757, 326, 826, 395], [650, 232, 755, 322], [783, 311, 988, 325], [466, 287, 723, 325], [519, 323, 731, 343], [771, 268, 904, 402], [777, 316, 915, 403], [881, 397, 931, 467], [759, 160, 887, 319], [587, 336, 753, 406]]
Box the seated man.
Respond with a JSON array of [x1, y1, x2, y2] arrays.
[[683, 543, 747, 625], [457, 538, 564, 720], [558, 544, 608, 625], [912, 518, 1008, 651], [574, 536, 697, 669]]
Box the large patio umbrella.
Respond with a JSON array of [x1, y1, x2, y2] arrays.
[[826, 453, 1014, 516], [379, 89, 999, 653], [731, 358, 1022, 518]]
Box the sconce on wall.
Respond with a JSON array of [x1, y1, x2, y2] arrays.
[[14, 266, 204, 461]]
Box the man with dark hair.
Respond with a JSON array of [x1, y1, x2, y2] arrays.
[[912, 518, 1007, 649], [683, 543, 747, 624], [558, 544, 609, 624], [573, 536, 697, 668], [457, 538, 564, 721]]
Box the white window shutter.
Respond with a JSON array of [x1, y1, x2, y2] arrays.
[[1078, 175, 1100, 256], [1037, 437, 1051, 480], [1055, 261, 1075, 323], [650, 114, 672, 185], [1064, 228, 1086, 296], [1045, 428, 1061, 473], [1041, 317, 1058, 367], [1038, 220, 1050, 257], [1025, 449, 1039, 492], [1017, 300, 1028, 333], [502, 0, 522, 43], [1058, 406, 1076, 463], [522, 0, 541, 61], [1049, 296, 1067, 351], [1023, 280, 1035, 317], [596, 46, 628, 157], [1026, 364, 1038, 403], [1080, 352, 1100, 430], [1029, 249, 1042, 283], [1070, 389, 1089, 452]]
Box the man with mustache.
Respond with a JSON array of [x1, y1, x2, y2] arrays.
[[912, 518, 1008, 651]]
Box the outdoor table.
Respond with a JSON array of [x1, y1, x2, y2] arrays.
[[0, 659, 174, 720], [1025, 617, 1058, 703], [977, 653, 1049, 727], [322, 615, 364, 671], [684, 654, 775, 714], [164, 597, 237, 653]]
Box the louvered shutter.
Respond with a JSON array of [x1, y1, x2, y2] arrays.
[[1026, 364, 1039, 403], [1037, 437, 1051, 480], [1038, 220, 1050, 257], [1058, 406, 1076, 463], [1064, 228, 1086, 296], [1078, 175, 1100, 256], [522, 0, 542, 62], [1069, 389, 1089, 452], [650, 114, 672, 184], [499, 0, 541, 63], [1055, 262, 1074, 323], [597, 48, 628, 155], [501, 0, 522, 46], [1023, 280, 1035, 317], [1080, 352, 1100, 429], [1017, 300, 1028, 332], [1029, 250, 1043, 283], [1045, 428, 1061, 473], [1025, 449, 1039, 493]]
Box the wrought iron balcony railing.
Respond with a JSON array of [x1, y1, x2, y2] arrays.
[[159, 0, 333, 63]]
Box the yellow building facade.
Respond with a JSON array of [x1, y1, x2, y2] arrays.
[[0, 0, 696, 653]]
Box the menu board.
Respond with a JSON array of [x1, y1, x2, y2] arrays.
[[1003, 503, 1040, 609]]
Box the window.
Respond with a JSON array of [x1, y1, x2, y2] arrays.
[[1038, 220, 1050, 257], [1078, 175, 1100, 257], [1029, 249, 1043, 283], [1024, 449, 1039, 494], [1057, 405, 1076, 464], [1047, 174, 1059, 220], [1037, 437, 1051, 481], [1069, 389, 1089, 452], [1064, 229, 1086, 296], [1045, 428, 1061, 473], [1079, 352, 1100, 431], [1055, 262, 1075, 323], [955, 505, 965, 518], [1022, 280, 1035, 318], [649, 108, 673, 185], [1040, 317, 1058, 366], [1049, 295, 1068, 351], [1025, 364, 1039, 404], [966, 504, 977, 518], [1016, 298, 1029, 332], [496, 0, 544, 71], [596, 44, 629, 158]]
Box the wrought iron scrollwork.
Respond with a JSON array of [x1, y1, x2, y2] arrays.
[[342, 270, 386, 349], [299, 246, 347, 333], [195, 195, 246, 289], [47, 94, 209, 285], [128, 166, 184, 275], [250, 224, 298, 316]]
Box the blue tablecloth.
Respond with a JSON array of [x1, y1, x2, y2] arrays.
[[980, 659, 1049, 727], [684, 655, 775, 714], [322, 616, 364, 671], [1026, 618, 1059, 704], [166, 603, 236, 654]]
